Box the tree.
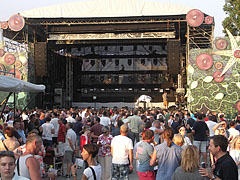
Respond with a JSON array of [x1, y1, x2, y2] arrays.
[[222, 0, 240, 36]]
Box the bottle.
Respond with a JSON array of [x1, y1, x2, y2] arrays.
[[48, 165, 54, 173]]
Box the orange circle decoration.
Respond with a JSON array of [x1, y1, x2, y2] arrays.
[[8, 14, 25, 32], [234, 50, 240, 58], [15, 60, 22, 69], [0, 63, 6, 75], [215, 62, 223, 70], [9, 69, 21, 80], [1, 22, 8, 29], [196, 53, 213, 70], [215, 38, 228, 50], [0, 49, 5, 57], [205, 16, 214, 24], [236, 101, 240, 111], [186, 9, 204, 27], [4, 54, 16, 65], [213, 71, 224, 83]]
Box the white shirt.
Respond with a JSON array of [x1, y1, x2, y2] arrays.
[[64, 128, 77, 152], [228, 127, 240, 140], [111, 135, 133, 164], [100, 117, 111, 127], [83, 164, 102, 180], [206, 120, 217, 136], [50, 118, 59, 138], [41, 122, 54, 140], [66, 116, 76, 123]]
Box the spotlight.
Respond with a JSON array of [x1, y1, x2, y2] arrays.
[[153, 58, 158, 65], [101, 60, 106, 66], [115, 59, 119, 66], [128, 59, 132, 66], [100, 76, 104, 81], [90, 60, 95, 66]]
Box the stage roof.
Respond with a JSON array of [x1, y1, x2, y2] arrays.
[[20, 0, 193, 18]]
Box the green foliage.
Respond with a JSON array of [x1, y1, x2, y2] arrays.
[[222, 0, 240, 36]]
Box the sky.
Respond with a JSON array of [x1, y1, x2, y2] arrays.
[[0, 0, 227, 37]]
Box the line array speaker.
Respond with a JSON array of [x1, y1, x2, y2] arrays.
[[167, 40, 180, 74], [34, 42, 47, 76]]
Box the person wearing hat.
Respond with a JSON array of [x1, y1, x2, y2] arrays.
[[97, 126, 113, 180]]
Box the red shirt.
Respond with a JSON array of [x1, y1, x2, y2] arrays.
[[80, 134, 91, 152], [57, 123, 66, 143]]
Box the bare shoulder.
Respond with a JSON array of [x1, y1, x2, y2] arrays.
[[26, 156, 40, 167]]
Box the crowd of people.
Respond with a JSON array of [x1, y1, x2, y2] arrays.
[[0, 107, 239, 180]]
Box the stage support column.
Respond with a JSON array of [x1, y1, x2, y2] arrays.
[[66, 56, 73, 108]]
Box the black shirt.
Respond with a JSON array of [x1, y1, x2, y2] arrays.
[[187, 118, 196, 128], [192, 121, 209, 141], [213, 153, 238, 180], [171, 121, 181, 134]]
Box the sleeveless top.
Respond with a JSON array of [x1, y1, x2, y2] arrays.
[[15, 154, 33, 179]]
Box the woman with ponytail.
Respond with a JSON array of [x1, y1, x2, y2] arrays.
[[150, 127, 182, 180]]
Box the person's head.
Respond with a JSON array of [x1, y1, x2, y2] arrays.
[[196, 113, 203, 120], [19, 121, 24, 130], [94, 117, 100, 124], [13, 120, 20, 130], [173, 134, 184, 147], [142, 129, 154, 142], [0, 151, 16, 179], [153, 120, 160, 128], [178, 126, 186, 136], [4, 127, 14, 138], [29, 114, 36, 122], [141, 115, 147, 122], [26, 133, 42, 155], [120, 124, 128, 135], [66, 122, 73, 130], [45, 116, 51, 122], [144, 121, 152, 129], [76, 116, 82, 122], [81, 144, 99, 161], [163, 127, 174, 147], [209, 135, 228, 156], [117, 120, 124, 128], [181, 145, 199, 172], [82, 125, 91, 135], [133, 110, 138, 115], [229, 120, 236, 128], [230, 135, 240, 150], [101, 126, 109, 136]]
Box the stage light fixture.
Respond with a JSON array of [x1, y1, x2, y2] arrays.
[[141, 59, 145, 65], [128, 59, 132, 66], [153, 58, 158, 65], [90, 60, 95, 66], [101, 60, 106, 66], [128, 88, 133, 91], [115, 59, 119, 66], [100, 76, 104, 81], [90, 76, 95, 82], [128, 76, 133, 82]]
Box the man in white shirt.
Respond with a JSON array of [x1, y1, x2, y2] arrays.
[[100, 111, 111, 127], [228, 120, 240, 141], [50, 112, 59, 146], [64, 122, 77, 178], [205, 116, 217, 137], [111, 125, 133, 180], [40, 116, 55, 146]]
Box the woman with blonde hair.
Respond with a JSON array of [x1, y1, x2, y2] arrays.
[[173, 134, 184, 147], [229, 135, 240, 179], [172, 145, 204, 180]]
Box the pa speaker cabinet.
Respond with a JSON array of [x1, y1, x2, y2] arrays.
[[34, 42, 47, 76], [167, 40, 180, 74]]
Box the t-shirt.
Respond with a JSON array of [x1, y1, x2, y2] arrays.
[[73, 121, 83, 136], [91, 123, 103, 143], [213, 153, 238, 180], [136, 141, 154, 172], [155, 141, 182, 180], [126, 115, 141, 133], [171, 122, 181, 134], [64, 128, 77, 152], [50, 118, 59, 138], [206, 120, 217, 137], [100, 117, 111, 127], [111, 135, 133, 164], [228, 128, 240, 140], [83, 164, 102, 180], [41, 123, 54, 141], [192, 121, 209, 141]]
